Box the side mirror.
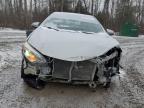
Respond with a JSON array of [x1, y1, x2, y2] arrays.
[[26, 30, 33, 37], [107, 29, 115, 36], [31, 22, 40, 28]]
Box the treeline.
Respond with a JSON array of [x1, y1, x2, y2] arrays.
[[0, 0, 144, 33]]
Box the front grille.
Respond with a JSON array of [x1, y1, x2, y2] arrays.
[[53, 59, 96, 81]]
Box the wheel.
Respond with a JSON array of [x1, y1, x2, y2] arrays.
[[21, 58, 46, 90]]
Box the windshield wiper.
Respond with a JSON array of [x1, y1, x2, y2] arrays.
[[81, 31, 95, 34], [46, 26, 59, 31]]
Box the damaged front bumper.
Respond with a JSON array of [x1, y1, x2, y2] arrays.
[[22, 47, 122, 88]]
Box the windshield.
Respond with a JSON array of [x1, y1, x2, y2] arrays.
[[42, 18, 104, 33]]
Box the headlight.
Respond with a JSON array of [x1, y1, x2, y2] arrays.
[[22, 42, 46, 63], [24, 50, 37, 62]]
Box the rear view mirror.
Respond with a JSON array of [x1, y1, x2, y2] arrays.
[[107, 29, 115, 36], [31, 22, 40, 28]]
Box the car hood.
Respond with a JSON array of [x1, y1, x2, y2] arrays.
[[28, 26, 119, 61]]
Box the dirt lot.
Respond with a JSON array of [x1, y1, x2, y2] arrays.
[[0, 31, 144, 108]]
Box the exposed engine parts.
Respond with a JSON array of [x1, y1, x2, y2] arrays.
[[89, 82, 97, 88]]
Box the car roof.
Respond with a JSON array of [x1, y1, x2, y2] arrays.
[[49, 12, 98, 23]]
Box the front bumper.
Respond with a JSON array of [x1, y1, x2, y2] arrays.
[[22, 48, 120, 86]]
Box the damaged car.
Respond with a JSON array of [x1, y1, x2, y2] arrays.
[[21, 12, 122, 89]]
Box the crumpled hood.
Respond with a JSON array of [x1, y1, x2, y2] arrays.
[[28, 26, 119, 61]]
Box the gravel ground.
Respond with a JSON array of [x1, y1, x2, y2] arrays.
[[0, 31, 144, 108]]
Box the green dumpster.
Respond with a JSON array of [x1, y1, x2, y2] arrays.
[[120, 22, 139, 37]]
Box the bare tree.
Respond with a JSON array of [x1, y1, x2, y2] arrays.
[[0, 0, 143, 33]]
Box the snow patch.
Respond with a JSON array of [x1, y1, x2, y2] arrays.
[[119, 69, 126, 78], [139, 35, 144, 37], [0, 27, 25, 33]]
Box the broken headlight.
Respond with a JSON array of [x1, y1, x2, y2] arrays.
[[22, 42, 46, 64]]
